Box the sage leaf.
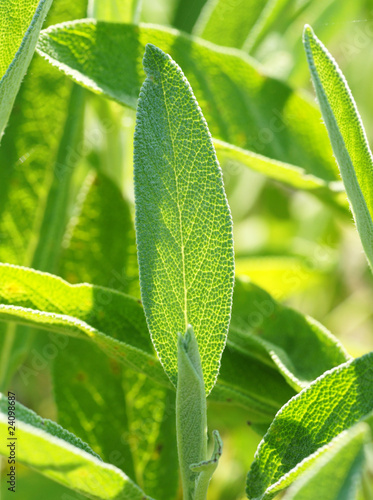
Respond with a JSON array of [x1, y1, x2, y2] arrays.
[[191, 430, 223, 500], [134, 43, 234, 393], [0, 0, 87, 391], [193, 0, 267, 49], [0, 394, 152, 500], [246, 352, 373, 499], [36, 21, 342, 192], [0, 0, 53, 138], [303, 25, 373, 269], [230, 278, 350, 390], [282, 422, 370, 500], [0, 263, 348, 425]]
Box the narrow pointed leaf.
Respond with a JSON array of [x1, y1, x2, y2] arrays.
[[303, 26, 373, 269], [36, 21, 342, 190], [0, 394, 152, 499], [0, 0, 53, 138], [134, 44, 234, 393], [246, 352, 373, 500], [282, 422, 369, 500]]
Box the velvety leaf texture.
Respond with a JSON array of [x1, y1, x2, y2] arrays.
[[0, 395, 151, 499], [134, 44, 234, 394], [282, 422, 369, 500], [36, 21, 341, 186], [246, 352, 373, 499], [0, 0, 53, 138], [303, 25, 373, 268]]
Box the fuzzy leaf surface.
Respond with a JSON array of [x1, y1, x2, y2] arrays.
[[303, 26, 373, 268], [0, 0, 53, 137], [0, 394, 151, 499], [134, 44, 234, 393], [246, 353, 373, 499], [282, 422, 369, 500]]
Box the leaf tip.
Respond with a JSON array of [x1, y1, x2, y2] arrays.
[[302, 24, 314, 45], [143, 43, 168, 80]]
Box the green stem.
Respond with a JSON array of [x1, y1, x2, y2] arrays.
[[176, 326, 208, 499]]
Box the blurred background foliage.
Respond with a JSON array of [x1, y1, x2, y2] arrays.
[[2, 0, 373, 498]]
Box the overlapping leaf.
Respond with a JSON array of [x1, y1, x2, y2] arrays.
[[0, 0, 87, 391], [0, 0, 53, 137], [230, 278, 349, 390], [303, 26, 373, 269], [36, 21, 343, 191], [0, 263, 292, 423], [282, 422, 369, 500], [0, 394, 151, 500], [0, 263, 351, 427], [134, 44, 234, 394], [246, 353, 373, 499]]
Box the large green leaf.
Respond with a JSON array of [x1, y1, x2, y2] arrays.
[[246, 352, 373, 500], [0, 263, 294, 423], [282, 422, 369, 500], [36, 21, 342, 189], [0, 0, 87, 391], [0, 0, 53, 138], [0, 394, 151, 499], [133, 44, 234, 394], [230, 278, 349, 390], [303, 26, 373, 269]]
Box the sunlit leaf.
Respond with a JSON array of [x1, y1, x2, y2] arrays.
[[0, 394, 152, 499], [134, 44, 234, 393], [0, 0, 53, 138], [304, 25, 373, 269], [246, 353, 373, 499]]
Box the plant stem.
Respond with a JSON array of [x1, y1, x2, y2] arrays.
[[176, 326, 208, 499]]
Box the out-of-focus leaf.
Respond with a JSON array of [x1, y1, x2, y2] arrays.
[[282, 422, 369, 500], [214, 139, 338, 191], [0, 0, 53, 138], [60, 172, 137, 290], [134, 44, 234, 394], [304, 26, 373, 270], [193, 0, 267, 49], [0, 394, 152, 500], [230, 278, 350, 390], [36, 21, 341, 187], [0, 263, 295, 423], [246, 353, 373, 500], [172, 0, 208, 33], [235, 255, 325, 298], [89, 0, 142, 23], [123, 371, 178, 499], [0, 0, 87, 391]]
